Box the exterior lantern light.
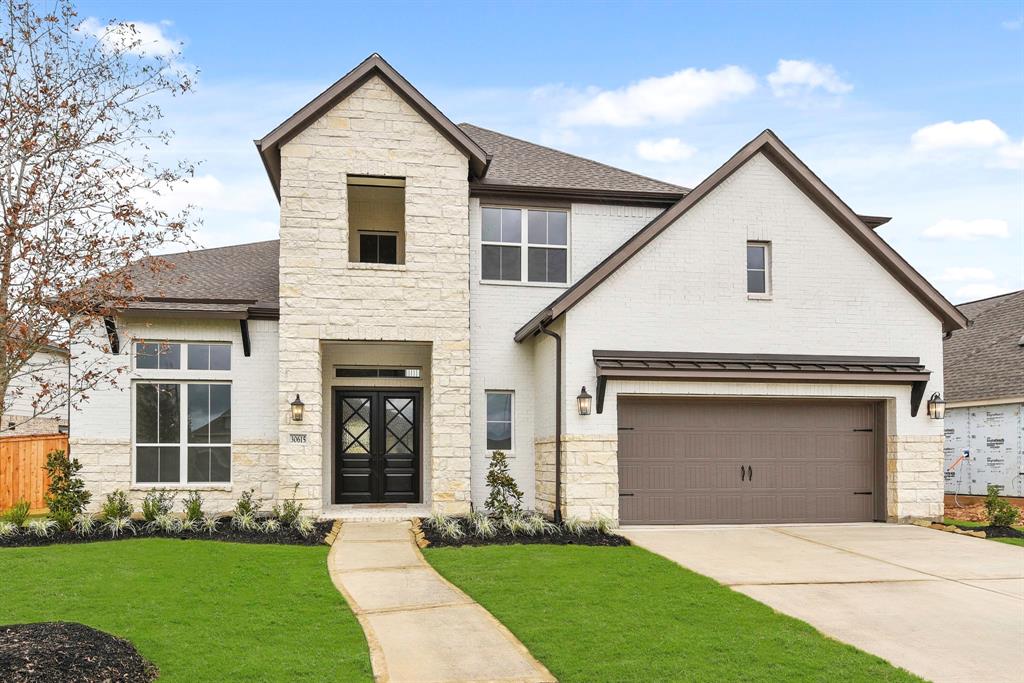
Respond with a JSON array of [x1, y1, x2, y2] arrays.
[[290, 394, 305, 422], [576, 386, 592, 416], [926, 392, 945, 420]]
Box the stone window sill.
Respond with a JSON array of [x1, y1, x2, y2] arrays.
[[130, 485, 233, 492], [747, 293, 773, 301], [349, 262, 407, 272]]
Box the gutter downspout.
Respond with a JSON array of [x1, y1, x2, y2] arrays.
[[539, 320, 563, 523]]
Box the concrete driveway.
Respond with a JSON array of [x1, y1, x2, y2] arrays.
[[620, 523, 1023, 683]]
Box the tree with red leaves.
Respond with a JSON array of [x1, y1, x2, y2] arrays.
[[0, 0, 196, 427]]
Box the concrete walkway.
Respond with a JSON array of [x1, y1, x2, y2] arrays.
[[328, 521, 554, 683], [622, 523, 1024, 683]]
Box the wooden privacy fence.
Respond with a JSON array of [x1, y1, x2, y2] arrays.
[[0, 434, 68, 512]]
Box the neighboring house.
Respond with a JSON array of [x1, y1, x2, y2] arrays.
[[71, 54, 967, 523], [943, 290, 1024, 496], [2, 344, 69, 437]]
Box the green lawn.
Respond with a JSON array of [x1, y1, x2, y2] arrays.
[[943, 518, 1024, 547], [0, 539, 372, 682], [425, 545, 921, 683]]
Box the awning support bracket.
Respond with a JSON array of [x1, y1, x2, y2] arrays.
[[909, 380, 928, 418], [104, 316, 120, 354], [596, 375, 607, 414], [240, 319, 251, 357]]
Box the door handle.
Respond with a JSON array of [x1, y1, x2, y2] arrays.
[[747, 466, 753, 481], [741, 465, 746, 481]]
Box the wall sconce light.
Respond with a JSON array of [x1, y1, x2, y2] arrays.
[[290, 394, 305, 422], [577, 386, 592, 416], [926, 392, 945, 420]]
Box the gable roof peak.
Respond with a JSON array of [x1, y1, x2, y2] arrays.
[[255, 53, 489, 199], [514, 128, 967, 340]]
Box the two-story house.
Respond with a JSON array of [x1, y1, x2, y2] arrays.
[[71, 54, 967, 524]]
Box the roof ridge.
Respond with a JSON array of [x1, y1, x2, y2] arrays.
[[956, 288, 1024, 308], [459, 122, 688, 193], [153, 239, 280, 259]]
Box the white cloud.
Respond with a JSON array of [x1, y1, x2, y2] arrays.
[[1002, 17, 1023, 30], [994, 139, 1024, 169], [936, 266, 996, 282], [955, 283, 1013, 301], [635, 138, 696, 162], [559, 66, 756, 127], [922, 218, 1010, 241], [78, 17, 181, 58], [767, 59, 852, 98], [911, 119, 1009, 151]]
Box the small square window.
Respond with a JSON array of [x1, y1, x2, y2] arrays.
[[358, 232, 398, 264], [746, 242, 769, 295]]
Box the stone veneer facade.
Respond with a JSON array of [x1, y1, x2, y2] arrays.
[[276, 75, 472, 515], [887, 435, 945, 521], [534, 436, 619, 521]]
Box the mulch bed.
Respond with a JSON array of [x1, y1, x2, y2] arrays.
[[0, 519, 333, 549], [949, 523, 1024, 540], [0, 622, 157, 683], [421, 520, 631, 548]]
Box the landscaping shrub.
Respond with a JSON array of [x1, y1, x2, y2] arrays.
[[182, 490, 204, 522], [27, 519, 58, 538], [141, 491, 175, 522], [43, 449, 91, 531], [2, 499, 30, 526], [421, 512, 629, 548], [985, 485, 1021, 527], [100, 490, 133, 521], [485, 450, 524, 517], [0, 520, 18, 539], [273, 483, 304, 526]]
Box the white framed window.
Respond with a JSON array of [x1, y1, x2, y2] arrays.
[[746, 242, 770, 295], [485, 391, 513, 452], [482, 207, 569, 284], [135, 341, 231, 371], [134, 381, 231, 484], [135, 342, 181, 370]]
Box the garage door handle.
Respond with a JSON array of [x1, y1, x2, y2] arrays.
[[853, 491, 872, 495], [747, 465, 753, 481], [741, 465, 746, 481], [619, 493, 635, 497]]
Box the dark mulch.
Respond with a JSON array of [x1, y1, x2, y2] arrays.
[[421, 519, 630, 548], [951, 523, 1024, 539], [0, 519, 332, 549], [0, 622, 157, 683]]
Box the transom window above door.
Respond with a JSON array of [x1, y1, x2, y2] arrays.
[[482, 207, 568, 284]]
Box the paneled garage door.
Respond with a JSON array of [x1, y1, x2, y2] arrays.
[[617, 398, 883, 525]]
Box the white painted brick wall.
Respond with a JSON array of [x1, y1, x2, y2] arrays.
[[553, 152, 946, 520], [469, 201, 660, 510], [70, 317, 279, 511]]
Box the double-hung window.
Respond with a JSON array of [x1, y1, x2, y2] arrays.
[[746, 242, 770, 295], [485, 391, 513, 452], [482, 207, 569, 284]]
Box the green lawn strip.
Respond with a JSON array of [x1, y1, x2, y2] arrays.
[[425, 544, 920, 683], [992, 537, 1024, 547], [0, 539, 372, 682], [943, 518, 1024, 547]]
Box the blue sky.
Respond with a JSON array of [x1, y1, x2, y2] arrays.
[[79, 0, 1023, 303]]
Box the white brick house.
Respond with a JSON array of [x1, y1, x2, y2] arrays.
[[71, 54, 967, 523]]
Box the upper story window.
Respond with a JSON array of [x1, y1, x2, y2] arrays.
[[135, 342, 181, 370], [348, 176, 405, 265], [746, 242, 770, 295], [482, 207, 569, 284], [135, 342, 230, 372]]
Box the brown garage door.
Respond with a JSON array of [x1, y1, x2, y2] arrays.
[[618, 398, 883, 525]]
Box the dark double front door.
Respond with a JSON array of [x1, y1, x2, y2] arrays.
[[334, 389, 420, 504]]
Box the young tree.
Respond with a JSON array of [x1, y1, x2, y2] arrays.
[[0, 0, 196, 425]]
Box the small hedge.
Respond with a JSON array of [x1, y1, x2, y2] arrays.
[[421, 511, 630, 548]]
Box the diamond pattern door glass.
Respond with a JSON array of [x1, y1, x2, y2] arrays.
[[341, 398, 371, 454], [385, 398, 414, 455]]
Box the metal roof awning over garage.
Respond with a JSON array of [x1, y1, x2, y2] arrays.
[[592, 350, 933, 416]]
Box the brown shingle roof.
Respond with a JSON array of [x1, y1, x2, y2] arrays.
[[126, 240, 279, 318], [459, 123, 688, 196], [944, 289, 1024, 402]]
